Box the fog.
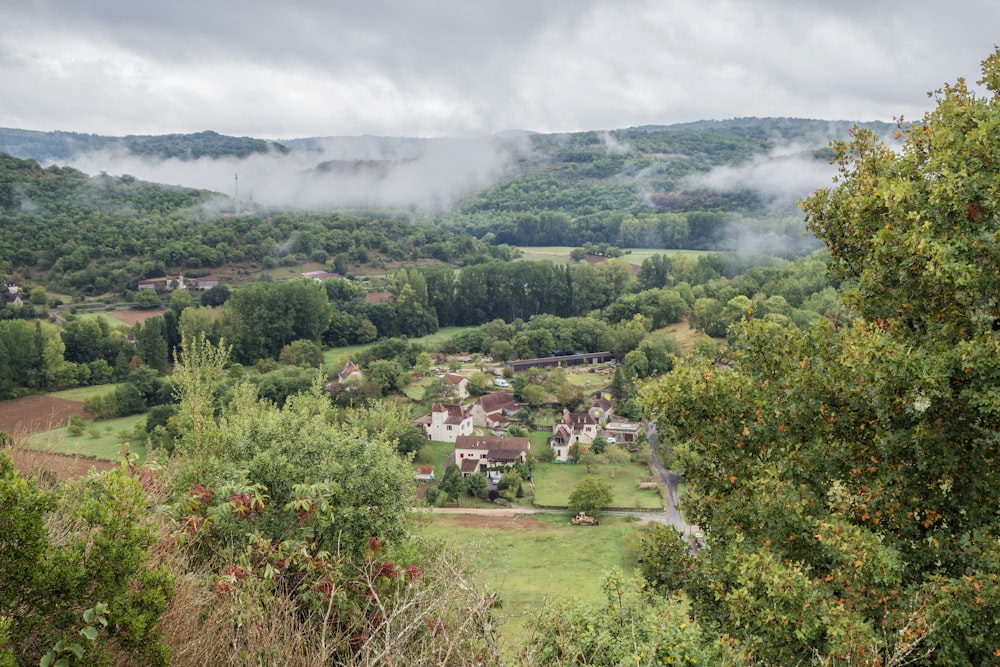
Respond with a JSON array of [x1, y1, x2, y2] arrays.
[[685, 145, 838, 210], [67, 134, 532, 212]]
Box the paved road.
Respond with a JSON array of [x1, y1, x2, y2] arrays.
[[644, 421, 695, 535]]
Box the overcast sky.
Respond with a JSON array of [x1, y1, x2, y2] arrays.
[[1, 1, 997, 139]]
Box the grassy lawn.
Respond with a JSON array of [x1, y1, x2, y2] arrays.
[[26, 413, 149, 463], [414, 512, 641, 642], [47, 384, 121, 402], [533, 461, 662, 509], [562, 368, 613, 392], [413, 439, 457, 480]]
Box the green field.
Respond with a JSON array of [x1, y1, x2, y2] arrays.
[[532, 460, 663, 509], [516, 246, 715, 265], [26, 413, 149, 463], [414, 512, 641, 641], [47, 383, 121, 402], [324, 325, 477, 366]]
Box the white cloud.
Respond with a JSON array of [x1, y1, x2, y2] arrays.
[[0, 1, 997, 137]]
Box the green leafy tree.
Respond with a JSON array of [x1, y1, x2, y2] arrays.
[[639, 50, 1000, 665], [439, 463, 464, 504], [464, 471, 488, 498], [568, 475, 612, 517], [0, 453, 174, 666], [520, 383, 547, 407]]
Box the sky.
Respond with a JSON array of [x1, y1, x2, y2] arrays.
[[1, 0, 998, 140]]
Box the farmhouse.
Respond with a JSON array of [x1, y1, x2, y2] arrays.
[[549, 409, 599, 461], [443, 373, 470, 400], [137, 274, 186, 291], [453, 435, 530, 477], [300, 270, 343, 283], [588, 392, 614, 424], [414, 403, 474, 443], [602, 419, 642, 445], [469, 390, 519, 429], [192, 276, 220, 289]]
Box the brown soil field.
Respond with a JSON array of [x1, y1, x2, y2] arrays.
[[10, 448, 115, 480], [0, 396, 89, 435], [109, 308, 166, 326]]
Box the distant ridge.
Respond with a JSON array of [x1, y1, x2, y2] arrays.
[[0, 117, 901, 165], [0, 128, 288, 164]]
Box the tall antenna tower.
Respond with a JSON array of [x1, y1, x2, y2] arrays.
[[234, 173, 240, 215]]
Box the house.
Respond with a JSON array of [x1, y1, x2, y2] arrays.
[[4, 281, 18, 295], [327, 360, 363, 392], [414, 465, 435, 482], [4, 294, 23, 308], [443, 373, 470, 400], [588, 394, 614, 424], [414, 403, 474, 443], [193, 276, 220, 290], [548, 408, 599, 461], [137, 275, 186, 291], [549, 424, 576, 462], [453, 435, 530, 477], [300, 270, 343, 283], [337, 360, 362, 385], [602, 419, 642, 445], [469, 390, 519, 428]]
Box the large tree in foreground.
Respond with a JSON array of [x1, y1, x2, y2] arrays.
[[641, 50, 1000, 665]]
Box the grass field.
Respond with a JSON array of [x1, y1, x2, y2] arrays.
[[324, 325, 477, 366], [532, 460, 663, 509], [414, 512, 641, 641], [47, 383, 121, 402], [26, 413, 149, 463], [516, 246, 716, 265]]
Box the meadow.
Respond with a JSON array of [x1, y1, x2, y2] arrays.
[[413, 512, 644, 642], [532, 460, 663, 509], [516, 246, 714, 265]]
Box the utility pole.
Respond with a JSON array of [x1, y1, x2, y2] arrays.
[[234, 173, 240, 215]]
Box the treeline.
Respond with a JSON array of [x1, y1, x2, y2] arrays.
[[0, 151, 517, 296], [445, 209, 820, 253]]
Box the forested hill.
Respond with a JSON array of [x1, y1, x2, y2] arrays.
[[0, 128, 288, 162]]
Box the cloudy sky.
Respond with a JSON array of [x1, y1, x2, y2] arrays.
[[1, 0, 997, 139]]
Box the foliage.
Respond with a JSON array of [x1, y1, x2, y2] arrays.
[[567, 476, 613, 517], [521, 568, 734, 666], [464, 471, 488, 498], [638, 50, 1000, 665], [0, 453, 174, 665], [439, 463, 464, 504]]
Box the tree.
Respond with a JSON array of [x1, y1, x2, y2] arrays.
[[520, 383, 547, 407], [278, 339, 324, 368], [639, 51, 1000, 665], [601, 444, 630, 478], [133, 289, 161, 309], [464, 472, 488, 498], [439, 463, 464, 504], [567, 476, 613, 517], [576, 449, 599, 474], [135, 316, 168, 373]]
